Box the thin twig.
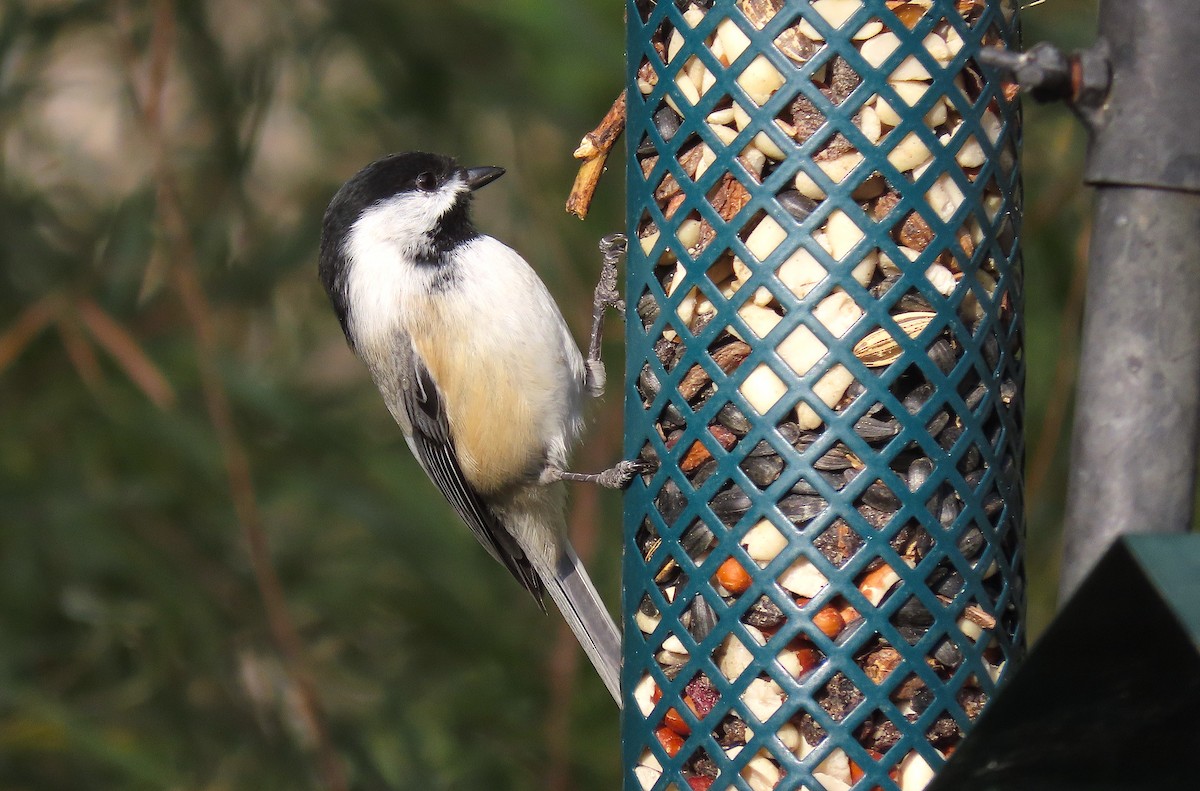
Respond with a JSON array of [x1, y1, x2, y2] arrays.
[[566, 90, 627, 219], [116, 3, 347, 789], [573, 89, 628, 161]]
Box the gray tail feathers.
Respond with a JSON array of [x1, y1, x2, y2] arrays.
[[540, 542, 623, 707]]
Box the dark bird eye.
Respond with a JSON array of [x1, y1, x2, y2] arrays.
[[414, 172, 436, 192]]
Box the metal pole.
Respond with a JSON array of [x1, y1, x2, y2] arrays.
[[1059, 0, 1200, 601]]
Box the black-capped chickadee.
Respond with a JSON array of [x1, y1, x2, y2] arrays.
[[319, 151, 638, 706]]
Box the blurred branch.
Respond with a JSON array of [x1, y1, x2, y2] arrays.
[[75, 296, 176, 409], [55, 315, 105, 397], [0, 293, 58, 376], [115, 2, 347, 789]]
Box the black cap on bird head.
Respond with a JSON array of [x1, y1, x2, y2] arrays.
[[318, 151, 506, 343]]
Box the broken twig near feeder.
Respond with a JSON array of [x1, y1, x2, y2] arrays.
[[566, 89, 627, 219]]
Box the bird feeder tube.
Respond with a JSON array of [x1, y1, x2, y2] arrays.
[[621, 1, 1025, 790]]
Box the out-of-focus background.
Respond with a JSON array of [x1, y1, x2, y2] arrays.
[[0, 1, 1098, 789]]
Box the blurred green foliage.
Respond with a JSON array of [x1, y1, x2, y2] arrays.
[[0, 1, 1097, 789]]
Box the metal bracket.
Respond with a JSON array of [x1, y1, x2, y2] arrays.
[[981, 0, 1200, 194], [977, 40, 1111, 128]]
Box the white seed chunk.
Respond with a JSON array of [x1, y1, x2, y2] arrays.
[[742, 750, 783, 791], [944, 25, 964, 56], [673, 66, 700, 106], [778, 555, 829, 597], [811, 0, 863, 31], [778, 247, 828, 299], [795, 151, 866, 199], [732, 101, 751, 130], [742, 678, 786, 723], [860, 31, 900, 68], [796, 364, 856, 429], [778, 722, 802, 752], [717, 16, 751, 62], [927, 99, 949, 128], [740, 363, 788, 415], [633, 673, 657, 717], [737, 54, 785, 105], [859, 104, 882, 143], [743, 519, 789, 562], [695, 143, 718, 180], [825, 208, 866, 261], [958, 614, 984, 642], [777, 649, 802, 678], [708, 122, 740, 146], [887, 132, 932, 172], [753, 127, 789, 161], [875, 80, 932, 125], [681, 4, 705, 28], [733, 301, 782, 341], [661, 633, 689, 655], [745, 215, 787, 263], [817, 747, 853, 785], [852, 250, 880, 287], [707, 106, 736, 125], [636, 607, 660, 634], [899, 751, 938, 790], [676, 217, 703, 250], [741, 143, 768, 176], [634, 765, 660, 791], [639, 230, 660, 256], [667, 28, 685, 62], [718, 627, 764, 680], [927, 172, 966, 221], [853, 19, 885, 40], [925, 262, 957, 296], [956, 134, 985, 168], [923, 32, 951, 63]]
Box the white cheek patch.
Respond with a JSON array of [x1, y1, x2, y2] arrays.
[[341, 182, 466, 360], [351, 185, 464, 254]]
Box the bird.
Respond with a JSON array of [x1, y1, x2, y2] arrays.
[[318, 151, 638, 706]]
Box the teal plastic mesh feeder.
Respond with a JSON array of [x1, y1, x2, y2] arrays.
[[621, 1, 1024, 789]]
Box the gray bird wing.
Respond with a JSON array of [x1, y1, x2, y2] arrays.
[[399, 347, 547, 608]]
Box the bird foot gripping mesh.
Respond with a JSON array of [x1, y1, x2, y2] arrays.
[[621, 1, 1024, 789]]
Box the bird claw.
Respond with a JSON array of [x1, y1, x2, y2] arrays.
[[599, 233, 627, 260], [597, 459, 656, 489]]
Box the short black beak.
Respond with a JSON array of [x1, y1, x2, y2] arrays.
[[464, 166, 505, 191]]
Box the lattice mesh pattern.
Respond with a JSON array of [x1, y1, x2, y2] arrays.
[[622, 2, 1023, 790]]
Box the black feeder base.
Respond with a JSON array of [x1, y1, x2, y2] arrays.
[[927, 534, 1200, 791]]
